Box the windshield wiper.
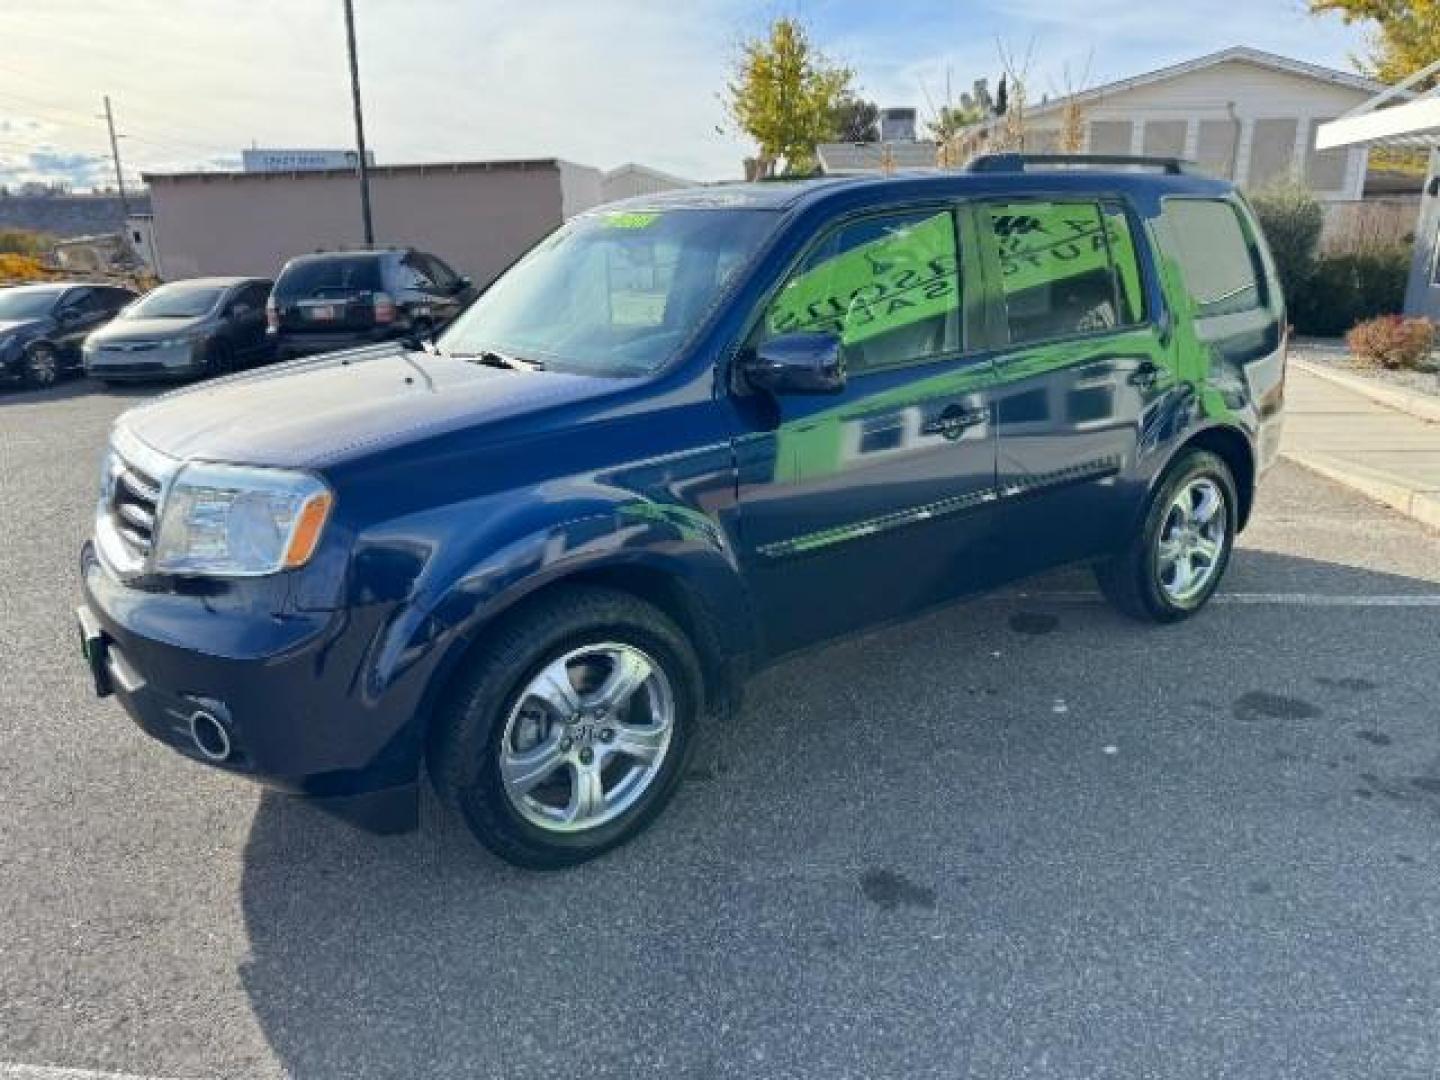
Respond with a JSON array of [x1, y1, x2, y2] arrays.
[[453, 349, 543, 372]]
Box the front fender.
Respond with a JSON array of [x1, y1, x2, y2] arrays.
[[348, 483, 753, 716]]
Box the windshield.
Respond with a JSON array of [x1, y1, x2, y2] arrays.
[[125, 284, 226, 319], [437, 208, 776, 376], [0, 287, 64, 321]]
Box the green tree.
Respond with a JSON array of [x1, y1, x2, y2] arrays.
[[725, 17, 854, 176], [1249, 182, 1325, 313], [1308, 0, 1440, 86], [831, 97, 880, 143], [926, 103, 984, 145]]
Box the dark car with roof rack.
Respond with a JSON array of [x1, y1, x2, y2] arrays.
[[266, 246, 475, 358], [78, 154, 1285, 868]]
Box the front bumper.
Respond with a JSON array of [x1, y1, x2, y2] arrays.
[[77, 543, 420, 833], [85, 342, 202, 381]]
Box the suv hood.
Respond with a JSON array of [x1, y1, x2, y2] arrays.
[[119, 345, 627, 468]]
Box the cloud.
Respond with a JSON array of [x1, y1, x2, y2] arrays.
[[1, 0, 1370, 185], [0, 148, 111, 189]]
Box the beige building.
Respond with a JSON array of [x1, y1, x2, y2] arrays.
[[142, 158, 607, 286], [1020, 47, 1390, 201]]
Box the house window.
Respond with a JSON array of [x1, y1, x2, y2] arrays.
[[1249, 118, 1299, 187], [1195, 119, 1240, 179], [1143, 120, 1187, 159], [1306, 119, 1348, 193], [1088, 121, 1133, 155]]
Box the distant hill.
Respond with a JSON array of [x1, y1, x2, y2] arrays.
[[0, 192, 153, 238]]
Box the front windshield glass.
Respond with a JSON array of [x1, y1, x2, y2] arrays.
[[0, 288, 64, 321], [125, 284, 225, 319], [437, 208, 777, 376]]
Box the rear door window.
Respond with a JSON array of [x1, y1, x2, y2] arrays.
[[1161, 199, 1268, 317], [980, 200, 1143, 346]]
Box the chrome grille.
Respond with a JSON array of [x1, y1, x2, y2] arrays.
[[96, 427, 178, 576], [112, 464, 160, 554]]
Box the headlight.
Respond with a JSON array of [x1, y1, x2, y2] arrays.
[[151, 462, 333, 577], [158, 333, 200, 349]]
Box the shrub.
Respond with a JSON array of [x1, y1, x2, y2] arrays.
[[1346, 315, 1435, 370], [1292, 246, 1411, 336], [1250, 182, 1324, 312]]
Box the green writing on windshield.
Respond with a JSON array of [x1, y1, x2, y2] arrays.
[[602, 211, 661, 229]]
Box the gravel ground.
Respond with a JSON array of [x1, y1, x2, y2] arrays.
[[2, 376, 1440, 1080]]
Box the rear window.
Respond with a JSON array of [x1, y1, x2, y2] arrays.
[[1161, 199, 1268, 318], [275, 255, 384, 299]]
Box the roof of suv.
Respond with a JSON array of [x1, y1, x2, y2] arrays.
[[600, 166, 1234, 214], [283, 248, 416, 265]]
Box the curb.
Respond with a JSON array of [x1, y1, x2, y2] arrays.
[[1290, 358, 1440, 425], [1281, 448, 1440, 532]]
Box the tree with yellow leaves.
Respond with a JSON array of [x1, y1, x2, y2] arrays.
[[1308, 0, 1440, 87], [725, 17, 854, 178]]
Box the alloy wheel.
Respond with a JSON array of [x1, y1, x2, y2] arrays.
[[1155, 476, 1227, 604], [25, 345, 58, 386], [499, 643, 675, 833]]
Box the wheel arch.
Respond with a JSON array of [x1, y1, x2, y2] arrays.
[[411, 553, 752, 776], [1181, 424, 1257, 531]]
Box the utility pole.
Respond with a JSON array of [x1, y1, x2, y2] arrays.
[[100, 95, 129, 216], [341, 0, 375, 246]]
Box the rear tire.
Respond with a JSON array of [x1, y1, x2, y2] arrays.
[[1095, 449, 1237, 623], [429, 586, 703, 869]]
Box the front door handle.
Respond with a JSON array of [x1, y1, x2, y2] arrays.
[[1127, 360, 1161, 388], [923, 405, 987, 441]]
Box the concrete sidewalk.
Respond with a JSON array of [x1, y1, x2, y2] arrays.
[[1282, 362, 1440, 531]]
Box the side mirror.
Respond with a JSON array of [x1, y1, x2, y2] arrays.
[[57, 307, 81, 325], [453, 275, 472, 293], [743, 332, 846, 395]]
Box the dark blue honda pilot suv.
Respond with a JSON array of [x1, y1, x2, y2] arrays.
[[78, 155, 1286, 867]]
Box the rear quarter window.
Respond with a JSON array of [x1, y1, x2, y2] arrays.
[[1160, 199, 1270, 318]]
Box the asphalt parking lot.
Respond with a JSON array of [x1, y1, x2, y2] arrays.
[[2, 379, 1440, 1080]]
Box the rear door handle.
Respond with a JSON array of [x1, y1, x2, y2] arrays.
[[923, 405, 988, 441], [1127, 360, 1161, 388]]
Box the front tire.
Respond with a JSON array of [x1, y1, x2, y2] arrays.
[[1095, 449, 1237, 623], [22, 342, 61, 388], [429, 586, 703, 869]]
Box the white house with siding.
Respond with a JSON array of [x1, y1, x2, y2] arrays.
[[600, 163, 692, 204], [1017, 47, 1391, 201]]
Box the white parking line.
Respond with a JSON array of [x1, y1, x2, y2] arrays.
[[1, 1066, 187, 1080], [994, 591, 1440, 607]]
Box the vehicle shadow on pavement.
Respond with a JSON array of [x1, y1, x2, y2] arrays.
[[0, 378, 152, 405], [234, 549, 1440, 1079]]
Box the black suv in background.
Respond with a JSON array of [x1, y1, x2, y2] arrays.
[[266, 248, 475, 358]]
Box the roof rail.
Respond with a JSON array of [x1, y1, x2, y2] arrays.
[[966, 153, 1197, 176]]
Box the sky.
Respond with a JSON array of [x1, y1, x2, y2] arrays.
[[1, 0, 1374, 191]]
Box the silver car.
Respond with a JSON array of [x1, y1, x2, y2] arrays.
[[84, 277, 273, 383]]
